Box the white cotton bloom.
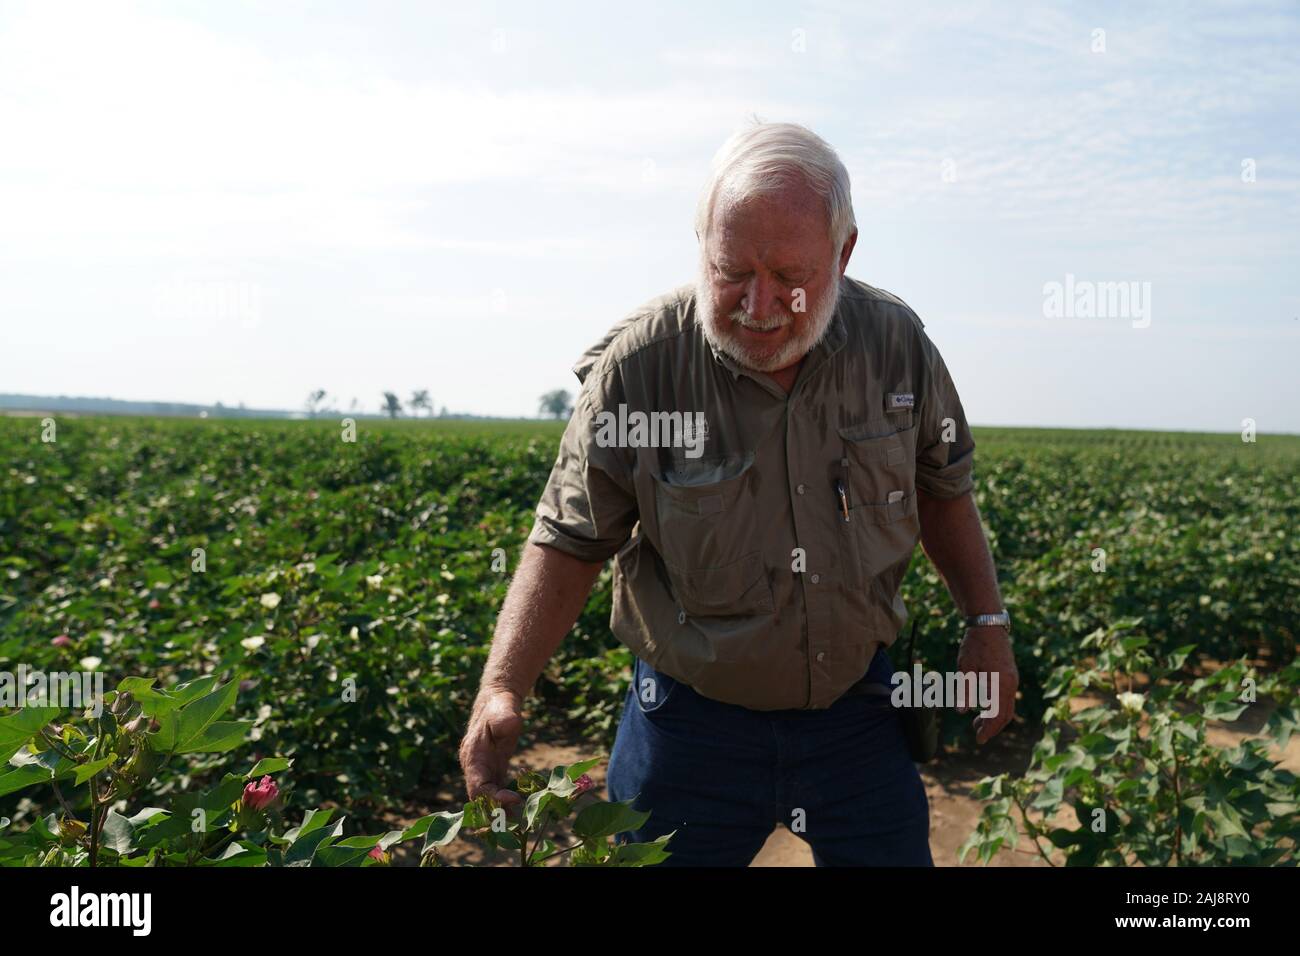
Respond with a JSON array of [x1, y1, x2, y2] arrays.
[[241, 636, 266, 651], [366, 574, 384, 589], [259, 593, 281, 609], [79, 656, 102, 670], [1118, 691, 1145, 716]]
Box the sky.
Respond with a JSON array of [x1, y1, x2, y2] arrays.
[[1, 0, 1297, 431]]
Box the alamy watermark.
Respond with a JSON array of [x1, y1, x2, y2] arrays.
[[1042, 273, 1151, 329], [593, 404, 709, 459], [890, 665, 999, 719], [153, 278, 262, 329], [0, 665, 104, 717], [49, 886, 151, 936]]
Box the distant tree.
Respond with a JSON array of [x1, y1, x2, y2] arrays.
[[539, 389, 574, 419], [305, 389, 328, 418], [439, 405, 449, 418], [381, 392, 403, 419], [349, 398, 359, 413], [410, 389, 433, 417]]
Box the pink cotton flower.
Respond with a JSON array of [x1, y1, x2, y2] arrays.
[[573, 774, 595, 795], [51, 635, 72, 648], [242, 776, 279, 812], [148, 598, 161, 610]]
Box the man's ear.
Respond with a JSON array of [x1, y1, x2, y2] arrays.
[[838, 229, 858, 275]]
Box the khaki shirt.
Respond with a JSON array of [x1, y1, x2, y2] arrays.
[[527, 275, 976, 710]]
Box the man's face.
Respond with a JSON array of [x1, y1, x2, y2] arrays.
[[696, 177, 850, 373]]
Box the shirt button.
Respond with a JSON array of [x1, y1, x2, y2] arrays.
[[796, 483, 806, 495], [810, 573, 820, 584], [677, 610, 686, 624], [816, 652, 826, 662]]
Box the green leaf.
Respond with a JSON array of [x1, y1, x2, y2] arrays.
[[285, 816, 345, 866], [1047, 827, 1083, 849], [1030, 778, 1064, 812], [573, 799, 650, 840], [609, 832, 673, 866], [283, 808, 335, 843], [248, 756, 292, 778], [212, 844, 268, 867], [100, 809, 135, 855], [1203, 698, 1249, 722], [315, 843, 375, 867], [0, 752, 74, 797], [419, 811, 463, 854], [148, 712, 178, 752], [174, 720, 252, 754], [0, 707, 62, 764], [73, 754, 118, 785], [524, 791, 569, 830], [174, 680, 239, 751], [565, 758, 602, 780]]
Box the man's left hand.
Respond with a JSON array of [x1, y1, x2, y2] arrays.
[[955, 626, 1018, 744]]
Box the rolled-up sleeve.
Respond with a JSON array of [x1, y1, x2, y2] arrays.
[[527, 384, 639, 562], [914, 340, 976, 499]]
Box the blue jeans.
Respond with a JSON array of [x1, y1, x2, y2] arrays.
[[606, 648, 933, 866]]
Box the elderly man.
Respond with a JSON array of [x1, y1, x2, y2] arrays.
[[459, 121, 1018, 866]]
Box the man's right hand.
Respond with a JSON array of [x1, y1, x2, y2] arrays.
[[458, 686, 525, 809]]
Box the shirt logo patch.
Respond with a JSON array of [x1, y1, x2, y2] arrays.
[[887, 392, 915, 410]]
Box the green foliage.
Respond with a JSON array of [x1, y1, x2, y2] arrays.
[[0, 677, 661, 866], [960, 621, 1300, 866], [2, 416, 1296, 857], [0, 416, 615, 817], [423, 760, 672, 867], [904, 428, 1299, 720]]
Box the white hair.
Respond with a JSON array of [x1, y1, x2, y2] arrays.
[[695, 120, 856, 250]]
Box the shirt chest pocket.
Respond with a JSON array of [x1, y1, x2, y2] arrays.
[[650, 455, 773, 618], [838, 419, 917, 511], [838, 420, 921, 582]]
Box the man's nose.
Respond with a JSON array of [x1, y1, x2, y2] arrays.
[[740, 274, 784, 321]]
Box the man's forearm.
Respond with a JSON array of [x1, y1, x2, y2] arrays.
[[916, 489, 1002, 616], [477, 541, 605, 698]]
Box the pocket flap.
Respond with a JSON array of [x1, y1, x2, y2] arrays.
[[838, 424, 907, 466], [662, 551, 771, 616]]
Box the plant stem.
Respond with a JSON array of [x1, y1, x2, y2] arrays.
[[50, 780, 76, 820], [39, 729, 77, 762], [204, 830, 238, 860], [533, 840, 584, 865], [88, 781, 100, 868], [1171, 748, 1183, 867], [1010, 791, 1057, 867], [87, 731, 109, 868]]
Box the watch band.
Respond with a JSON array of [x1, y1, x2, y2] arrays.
[[965, 610, 1011, 630]]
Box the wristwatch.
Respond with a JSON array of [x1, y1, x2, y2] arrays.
[[964, 610, 1011, 632]]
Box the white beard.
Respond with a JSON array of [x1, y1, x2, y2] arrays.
[[696, 269, 841, 373]]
